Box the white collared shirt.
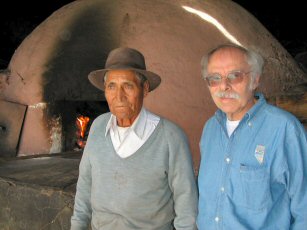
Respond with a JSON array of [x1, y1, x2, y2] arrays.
[[105, 107, 160, 158]]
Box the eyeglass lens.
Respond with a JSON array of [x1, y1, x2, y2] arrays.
[[206, 71, 247, 87]]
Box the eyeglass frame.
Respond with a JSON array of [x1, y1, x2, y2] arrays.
[[204, 70, 252, 87]]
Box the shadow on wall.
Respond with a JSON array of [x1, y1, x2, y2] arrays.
[[43, 2, 121, 102]]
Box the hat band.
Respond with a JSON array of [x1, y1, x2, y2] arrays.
[[106, 62, 146, 70]]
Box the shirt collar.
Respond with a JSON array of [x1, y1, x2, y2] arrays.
[[105, 113, 116, 137], [132, 107, 147, 139], [243, 93, 266, 122], [105, 107, 147, 139]]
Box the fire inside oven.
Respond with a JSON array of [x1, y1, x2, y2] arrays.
[[0, 100, 109, 157], [49, 100, 109, 152]]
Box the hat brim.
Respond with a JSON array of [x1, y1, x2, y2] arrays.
[[88, 67, 161, 92]]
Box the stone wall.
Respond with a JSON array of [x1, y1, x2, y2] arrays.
[[0, 153, 80, 229]]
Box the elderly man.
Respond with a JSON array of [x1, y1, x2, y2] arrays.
[[197, 44, 307, 229], [71, 47, 198, 230]]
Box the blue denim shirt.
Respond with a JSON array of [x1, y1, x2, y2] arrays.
[[197, 93, 307, 230]]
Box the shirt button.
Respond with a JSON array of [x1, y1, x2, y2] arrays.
[[215, 217, 219, 222], [248, 122, 252, 127], [220, 187, 225, 192], [225, 157, 231, 163]]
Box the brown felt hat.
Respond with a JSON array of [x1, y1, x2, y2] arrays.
[[88, 47, 161, 91]]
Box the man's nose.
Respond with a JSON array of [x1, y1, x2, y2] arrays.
[[115, 87, 126, 101], [219, 77, 231, 91]]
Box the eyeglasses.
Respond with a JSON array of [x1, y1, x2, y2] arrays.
[[205, 70, 251, 87]]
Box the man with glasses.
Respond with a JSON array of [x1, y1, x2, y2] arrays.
[[197, 44, 307, 229]]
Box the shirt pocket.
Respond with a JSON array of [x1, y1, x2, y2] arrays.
[[238, 164, 272, 211], [229, 165, 272, 211]]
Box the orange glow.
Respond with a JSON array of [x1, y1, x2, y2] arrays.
[[76, 115, 90, 138]]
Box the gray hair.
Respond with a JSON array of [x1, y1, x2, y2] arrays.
[[104, 71, 148, 87], [201, 44, 264, 82]]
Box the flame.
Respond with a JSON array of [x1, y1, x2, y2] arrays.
[[76, 115, 90, 139], [77, 139, 87, 149]]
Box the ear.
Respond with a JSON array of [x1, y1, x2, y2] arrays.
[[143, 81, 150, 97], [252, 74, 260, 90]]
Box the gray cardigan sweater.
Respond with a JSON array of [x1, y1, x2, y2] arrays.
[[71, 112, 198, 230]]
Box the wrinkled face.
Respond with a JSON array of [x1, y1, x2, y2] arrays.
[[104, 69, 149, 126], [206, 48, 259, 120]]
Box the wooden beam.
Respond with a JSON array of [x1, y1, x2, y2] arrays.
[[272, 92, 307, 129]]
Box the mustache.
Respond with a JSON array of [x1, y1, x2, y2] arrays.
[[214, 91, 240, 99]]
